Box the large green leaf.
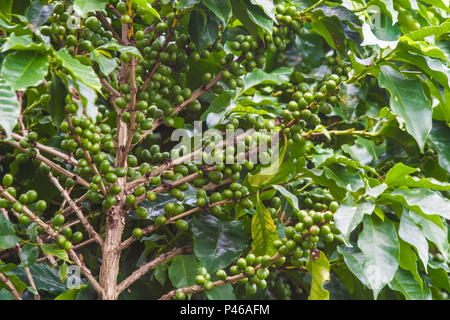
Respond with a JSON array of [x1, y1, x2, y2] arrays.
[[12, 264, 69, 294], [177, 0, 201, 9], [242, 67, 293, 93], [54, 285, 87, 300], [55, 50, 101, 92], [390, 188, 450, 220], [334, 196, 375, 245], [240, 0, 273, 35], [357, 216, 399, 299], [306, 251, 330, 300], [20, 244, 38, 268], [191, 215, 247, 273], [251, 192, 278, 256], [206, 283, 236, 300], [47, 72, 67, 126], [272, 185, 299, 211], [385, 163, 450, 190], [337, 247, 368, 286], [378, 65, 432, 152], [388, 268, 430, 300], [1, 33, 48, 53], [188, 10, 219, 50], [249, 0, 276, 22], [428, 121, 450, 172], [398, 210, 429, 269], [0, 0, 13, 21], [203, 0, 232, 26], [201, 90, 234, 123], [0, 79, 20, 138], [25, 0, 54, 27], [0, 51, 49, 91], [41, 244, 70, 263], [409, 211, 448, 261], [399, 240, 423, 289], [168, 255, 200, 289], [73, 0, 107, 17], [0, 214, 20, 250]]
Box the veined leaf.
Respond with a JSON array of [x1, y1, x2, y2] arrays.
[[306, 251, 330, 300], [0, 213, 20, 250], [168, 255, 200, 289], [398, 210, 429, 270], [251, 192, 278, 256], [388, 268, 431, 300], [0, 51, 49, 91], [25, 0, 54, 27], [203, 0, 232, 26], [0, 79, 20, 139], [378, 65, 432, 152], [358, 215, 399, 299], [73, 0, 107, 17]]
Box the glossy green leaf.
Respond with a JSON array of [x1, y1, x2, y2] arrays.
[[1, 51, 49, 91], [242, 67, 293, 93], [428, 121, 450, 172], [12, 264, 69, 294], [249, 0, 276, 22], [0, 289, 14, 300], [134, 0, 161, 21], [168, 255, 200, 289], [177, 0, 201, 9], [25, 0, 54, 27], [251, 192, 278, 256], [335, 196, 375, 245], [0, 79, 20, 139], [203, 0, 232, 25], [0, 214, 20, 250], [398, 210, 428, 269], [191, 215, 247, 273], [90, 49, 118, 76], [358, 215, 399, 299], [55, 50, 101, 92], [188, 10, 219, 50], [206, 283, 237, 300], [390, 188, 450, 220], [1, 33, 48, 53], [241, 0, 273, 34], [306, 251, 330, 300], [20, 244, 38, 268], [388, 268, 430, 300], [73, 0, 107, 17], [41, 244, 70, 263], [54, 285, 87, 300], [385, 163, 450, 190], [399, 240, 423, 289], [272, 185, 299, 211], [378, 65, 432, 152]]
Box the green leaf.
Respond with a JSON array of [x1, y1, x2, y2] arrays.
[[394, 51, 450, 88], [202, 0, 232, 25], [230, 0, 259, 38], [59, 262, 68, 283], [242, 67, 293, 93], [206, 283, 237, 300], [73, 0, 107, 17], [134, 0, 161, 22], [378, 65, 432, 152], [55, 50, 101, 92], [0, 79, 20, 139], [337, 247, 368, 286], [334, 196, 375, 245], [406, 21, 450, 41], [177, 0, 201, 9], [428, 261, 450, 292], [47, 72, 67, 126], [385, 163, 450, 190], [20, 244, 38, 268], [90, 49, 118, 76], [0, 0, 13, 21], [361, 23, 398, 49], [25, 0, 54, 27], [41, 244, 70, 262], [312, 5, 362, 29], [240, 0, 272, 35], [408, 211, 448, 261], [388, 269, 430, 300], [358, 215, 399, 299], [96, 43, 143, 60], [399, 240, 423, 289], [54, 285, 87, 300], [75, 80, 98, 121], [390, 188, 450, 220], [272, 185, 299, 211], [1, 33, 48, 53], [428, 121, 450, 172], [251, 192, 278, 256], [398, 210, 429, 270], [188, 10, 219, 51], [249, 0, 276, 22], [191, 215, 247, 273], [398, 36, 448, 61], [12, 264, 69, 294], [0, 214, 20, 250], [306, 251, 330, 300], [168, 255, 200, 289], [0, 289, 14, 300], [0, 51, 49, 91]]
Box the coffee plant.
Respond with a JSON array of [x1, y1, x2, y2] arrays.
[[0, 0, 448, 301]]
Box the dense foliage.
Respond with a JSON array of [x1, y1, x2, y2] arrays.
[[0, 0, 448, 300]]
